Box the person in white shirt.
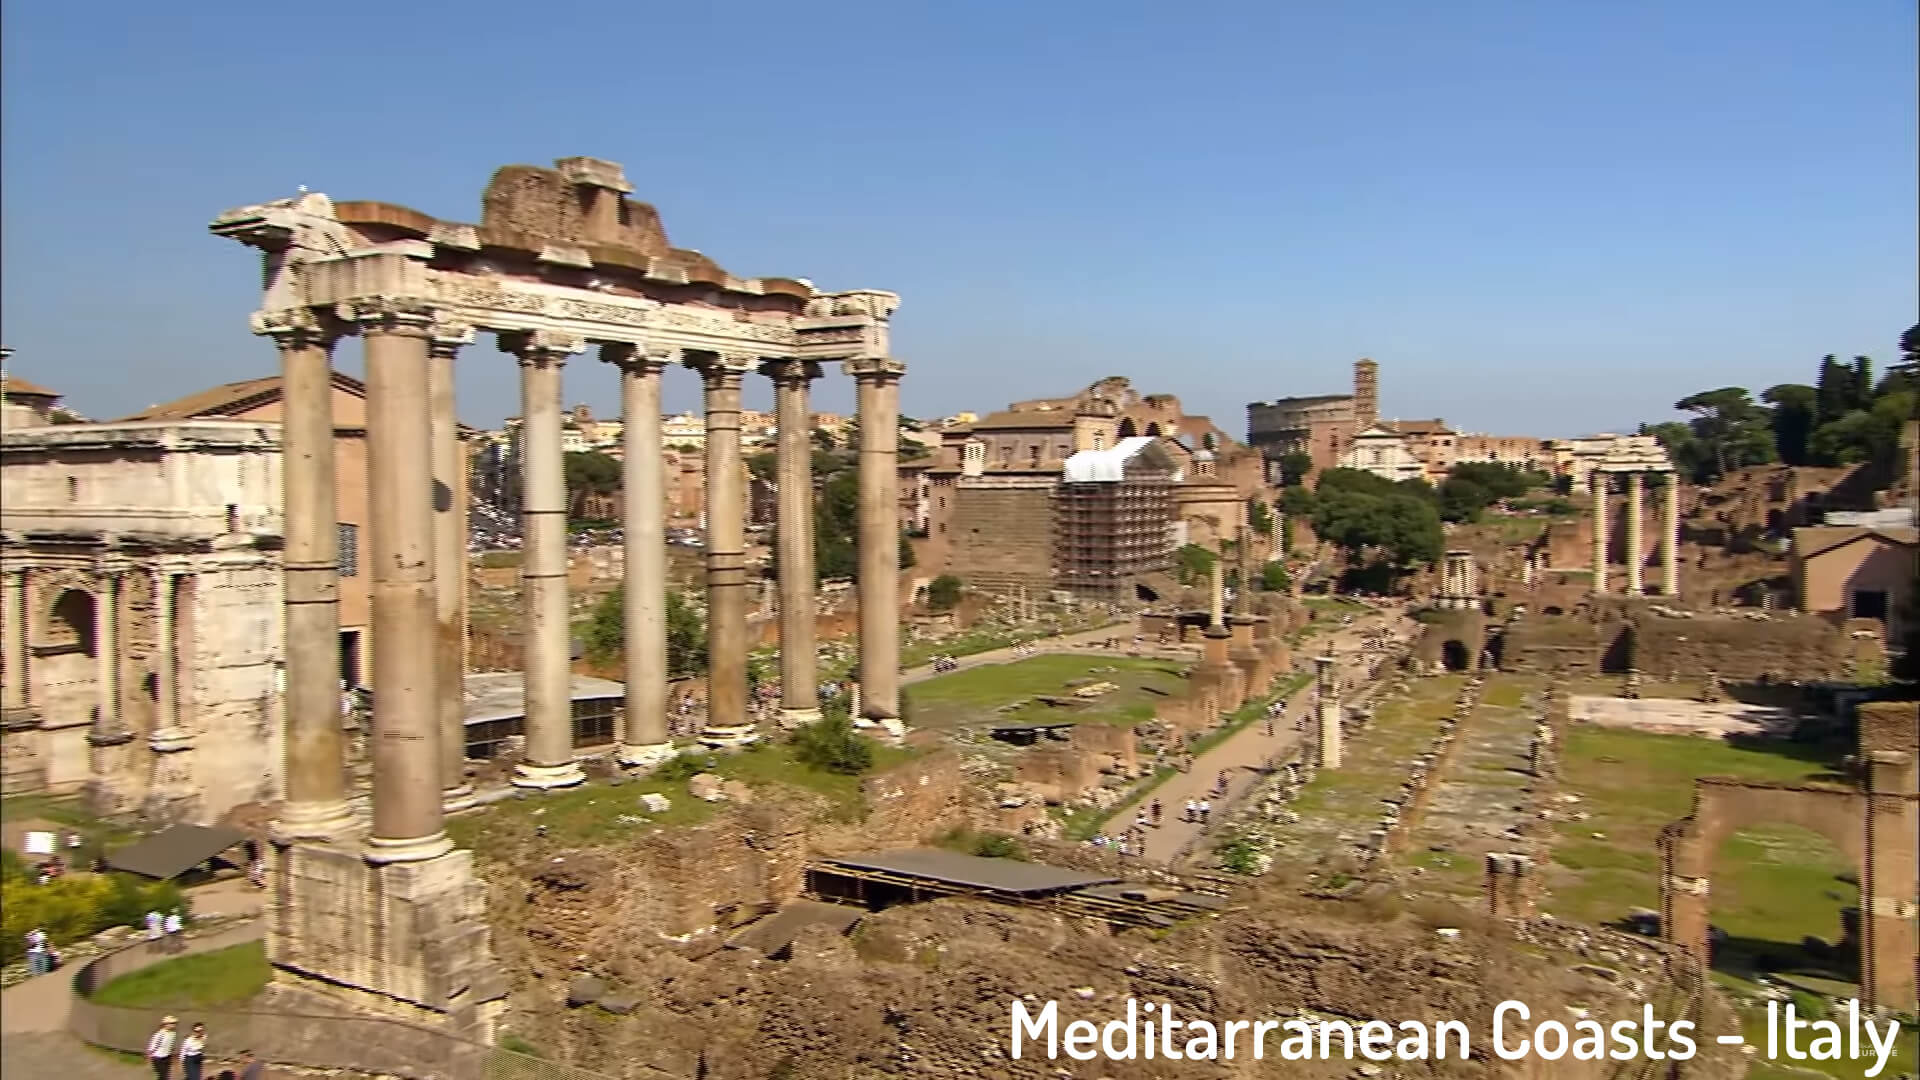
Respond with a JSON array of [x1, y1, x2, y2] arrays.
[[178, 1021, 207, 1080], [147, 1017, 178, 1080], [163, 910, 184, 952], [146, 911, 164, 952]]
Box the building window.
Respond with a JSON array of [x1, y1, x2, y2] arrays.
[[1028, 446, 1042, 468], [1851, 589, 1889, 622], [338, 523, 360, 577], [573, 697, 617, 747]]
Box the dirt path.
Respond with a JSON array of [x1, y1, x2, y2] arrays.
[[899, 621, 1146, 687], [1100, 607, 1414, 864]]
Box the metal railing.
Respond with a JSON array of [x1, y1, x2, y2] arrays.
[[67, 937, 651, 1080]]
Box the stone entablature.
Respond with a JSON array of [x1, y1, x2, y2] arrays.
[[2, 421, 283, 538]]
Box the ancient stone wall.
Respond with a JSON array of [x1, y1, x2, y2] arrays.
[[947, 485, 1053, 592], [1632, 613, 1846, 682]]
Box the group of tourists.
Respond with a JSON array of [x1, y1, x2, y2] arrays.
[[145, 908, 187, 953], [927, 654, 962, 673], [146, 1016, 262, 1080]]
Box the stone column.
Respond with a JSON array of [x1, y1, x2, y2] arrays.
[[93, 571, 121, 737], [1660, 472, 1681, 597], [765, 359, 822, 728], [428, 322, 476, 810], [148, 569, 183, 742], [357, 300, 452, 864], [1, 569, 29, 722], [693, 354, 755, 745], [1208, 553, 1226, 628], [1315, 654, 1342, 769], [847, 358, 906, 722], [1590, 470, 1609, 596], [507, 331, 587, 788], [263, 313, 352, 840], [605, 344, 674, 766], [1625, 470, 1645, 596]]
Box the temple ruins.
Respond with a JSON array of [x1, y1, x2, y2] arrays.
[[209, 156, 905, 1033]]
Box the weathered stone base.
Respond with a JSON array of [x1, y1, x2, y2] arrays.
[[512, 760, 586, 790], [777, 707, 822, 731], [616, 741, 678, 769], [266, 839, 505, 1043], [441, 784, 479, 814], [700, 724, 761, 749]]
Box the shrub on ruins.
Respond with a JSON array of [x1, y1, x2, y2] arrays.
[[1175, 543, 1216, 586], [790, 711, 875, 775], [1257, 561, 1290, 592], [925, 574, 963, 612], [0, 862, 188, 963], [582, 588, 707, 676]]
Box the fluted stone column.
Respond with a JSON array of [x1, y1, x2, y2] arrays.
[[358, 301, 452, 863], [429, 322, 475, 810], [508, 331, 587, 788], [1625, 470, 1645, 596], [1661, 473, 1681, 597], [605, 344, 674, 766], [765, 359, 822, 728], [93, 571, 121, 737], [1591, 471, 1609, 596], [693, 355, 754, 744], [148, 569, 183, 744], [847, 358, 905, 722], [263, 314, 352, 839], [0, 569, 27, 723]]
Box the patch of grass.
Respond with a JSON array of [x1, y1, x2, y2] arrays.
[[447, 773, 718, 850], [498, 1034, 545, 1059], [1303, 596, 1370, 615], [91, 940, 269, 1009], [477, 550, 523, 569], [705, 740, 918, 822], [1735, 1006, 1917, 1079], [903, 653, 1190, 731]]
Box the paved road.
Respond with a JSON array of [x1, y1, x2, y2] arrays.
[[1100, 606, 1413, 865]]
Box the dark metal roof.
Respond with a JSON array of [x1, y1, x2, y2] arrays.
[[820, 849, 1119, 895], [726, 900, 863, 957], [104, 824, 248, 880], [1072, 882, 1229, 910]]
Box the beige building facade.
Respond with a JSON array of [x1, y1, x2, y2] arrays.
[[1789, 525, 1916, 644]]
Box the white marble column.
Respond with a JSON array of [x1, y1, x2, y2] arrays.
[[507, 331, 587, 789], [1625, 471, 1645, 596], [429, 322, 476, 810], [358, 299, 452, 864], [1661, 472, 1681, 597], [764, 359, 822, 728], [1591, 471, 1609, 596], [262, 312, 352, 840], [604, 343, 674, 767]]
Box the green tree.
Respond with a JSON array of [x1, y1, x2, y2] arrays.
[[563, 450, 620, 520], [1275, 451, 1314, 487], [1436, 475, 1491, 523], [1449, 462, 1533, 501], [1257, 561, 1290, 592], [926, 574, 963, 611], [582, 588, 707, 676], [1673, 387, 1775, 482], [1761, 383, 1818, 466], [898, 531, 917, 570], [1175, 543, 1217, 586], [1247, 498, 1274, 536], [745, 450, 777, 482]]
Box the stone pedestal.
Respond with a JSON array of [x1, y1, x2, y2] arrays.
[[267, 839, 505, 1041]]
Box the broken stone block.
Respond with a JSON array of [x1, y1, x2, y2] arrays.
[[638, 792, 672, 814], [567, 975, 606, 1007], [720, 779, 754, 804], [688, 773, 727, 802], [599, 992, 640, 1015]]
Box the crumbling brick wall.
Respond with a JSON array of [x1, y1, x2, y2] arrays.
[[1633, 613, 1846, 681], [948, 485, 1054, 592]]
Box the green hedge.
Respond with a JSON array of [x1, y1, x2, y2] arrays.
[[1, 852, 189, 964]]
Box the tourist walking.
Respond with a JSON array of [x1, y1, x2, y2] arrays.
[[1182, 798, 1196, 823], [235, 1049, 263, 1080], [25, 926, 51, 976], [180, 1023, 208, 1080], [1149, 800, 1162, 827], [146, 910, 165, 952], [147, 1017, 179, 1080], [165, 909, 184, 952], [1198, 799, 1211, 827]]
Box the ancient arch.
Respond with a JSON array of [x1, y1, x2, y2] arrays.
[[1145, 421, 1163, 437], [47, 589, 97, 655], [1440, 639, 1471, 671], [1657, 702, 1919, 1010], [1117, 417, 1138, 439]]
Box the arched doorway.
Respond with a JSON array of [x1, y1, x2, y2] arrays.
[[1145, 422, 1163, 437], [1117, 417, 1138, 439], [49, 589, 97, 655], [1441, 639, 1471, 671], [38, 588, 101, 742]]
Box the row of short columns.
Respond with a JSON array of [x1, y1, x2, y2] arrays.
[[1590, 469, 1681, 597], [264, 302, 903, 863]]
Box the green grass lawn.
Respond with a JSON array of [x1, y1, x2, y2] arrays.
[[91, 940, 269, 1009], [1547, 726, 1859, 979], [902, 653, 1190, 731]]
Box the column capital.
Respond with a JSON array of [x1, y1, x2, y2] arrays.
[[759, 358, 822, 386], [500, 329, 585, 367], [251, 307, 341, 349], [843, 356, 906, 382], [340, 295, 437, 336], [686, 351, 756, 378], [427, 319, 476, 358], [599, 341, 677, 375]]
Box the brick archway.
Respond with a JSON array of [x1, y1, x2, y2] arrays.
[[1657, 702, 1919, 1010]]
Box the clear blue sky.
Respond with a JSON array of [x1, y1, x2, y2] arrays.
[[3, 1, 1913, 438]]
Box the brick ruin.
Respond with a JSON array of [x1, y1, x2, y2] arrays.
[[1657, 700, 1919, 1011]]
